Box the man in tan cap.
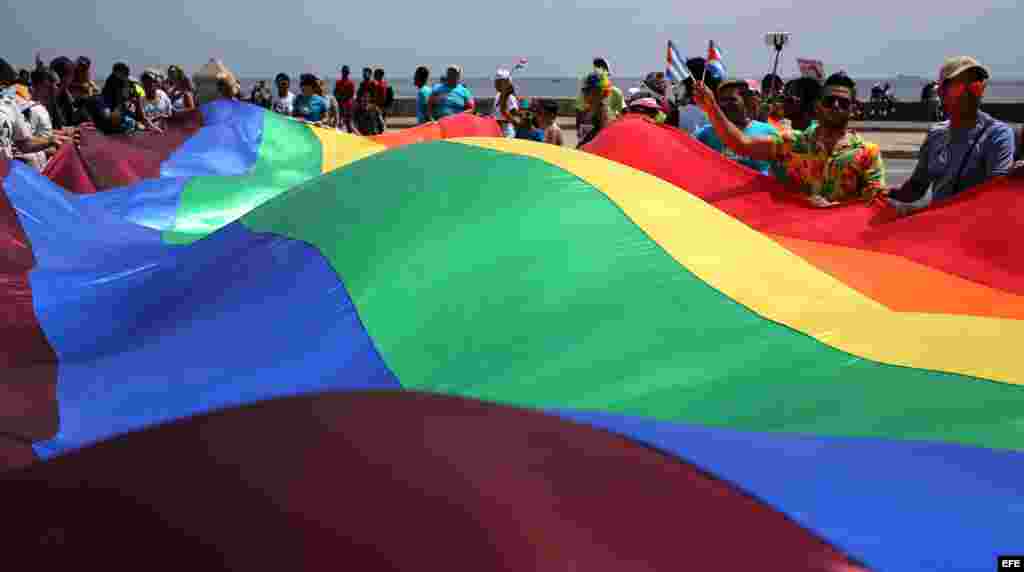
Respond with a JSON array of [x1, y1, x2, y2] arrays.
[[888, 56, 1016, 210]]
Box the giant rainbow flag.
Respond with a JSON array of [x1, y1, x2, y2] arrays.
[[1, 101, 1022, 570]]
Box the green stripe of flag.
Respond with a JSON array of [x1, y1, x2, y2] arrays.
[[242, 140, 1024, 451], [163, 111, 323, 245]]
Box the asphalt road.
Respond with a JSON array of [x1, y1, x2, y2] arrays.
[[885, 158, 917, 188]]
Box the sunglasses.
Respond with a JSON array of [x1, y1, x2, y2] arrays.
[[821, 95, 852, 110]]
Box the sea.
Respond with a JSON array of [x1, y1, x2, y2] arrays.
[[238, 76, 1024, 102]]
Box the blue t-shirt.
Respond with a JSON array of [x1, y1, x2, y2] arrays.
[[293, 95, 329, 122], [696, 120, 779, 175], [416, 86, 432, 124], [430, 83, 474, 119], [515, 125, 545, 142], [678, 104, 710, 135], [910, 111, 1016, 200]]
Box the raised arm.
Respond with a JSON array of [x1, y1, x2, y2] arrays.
[[692, 81, 778, 162]]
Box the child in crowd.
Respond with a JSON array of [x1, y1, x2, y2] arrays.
[[537, 99, 564, 146], [510, 99, 564, 145], [513, 99, 544, 142]]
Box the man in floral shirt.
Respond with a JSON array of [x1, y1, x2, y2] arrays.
[[694, 73, 885, 207]]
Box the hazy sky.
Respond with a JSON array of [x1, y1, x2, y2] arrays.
[[5, 0, 1022, 79]]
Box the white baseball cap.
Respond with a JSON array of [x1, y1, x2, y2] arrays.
[[495, 68, 511, 80]]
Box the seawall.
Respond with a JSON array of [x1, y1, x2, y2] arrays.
[[386, 97, 1024, 123]]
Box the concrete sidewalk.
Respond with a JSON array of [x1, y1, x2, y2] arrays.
[[380, 117, 926, 159], [859, 131, 924, 159]]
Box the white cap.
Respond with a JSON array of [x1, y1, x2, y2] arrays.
[[495, 68, 511, 80]]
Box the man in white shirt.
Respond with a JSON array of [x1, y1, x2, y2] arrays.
[[271, 73, 296, 116], [0, 59, 70, 164], [14, 88, 53, 171]]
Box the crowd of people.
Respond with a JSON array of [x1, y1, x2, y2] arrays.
[[687, 55, 1021, 211], [0, 55, 200, 170], [244, 66, 396, 135], [1, 51, 1023, 215], [551, 54, 1023, 212]]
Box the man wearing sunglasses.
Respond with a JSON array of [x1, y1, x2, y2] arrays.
[[693, 72, 885, 207], [888, 57, 1016, 212]]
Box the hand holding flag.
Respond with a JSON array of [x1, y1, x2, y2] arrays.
[[703, 40, 726, 83], [692, 79, 716, 113]]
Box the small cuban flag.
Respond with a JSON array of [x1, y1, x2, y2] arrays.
[[666, 41, 691, 84], [707, 40, 726, 79]]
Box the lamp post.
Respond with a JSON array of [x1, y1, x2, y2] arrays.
[[764, 32, 790, 97]]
